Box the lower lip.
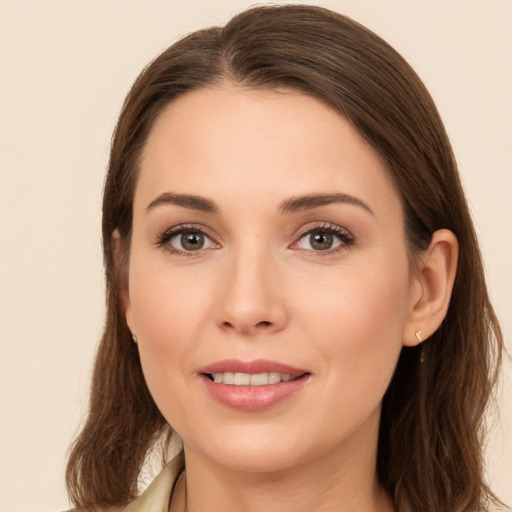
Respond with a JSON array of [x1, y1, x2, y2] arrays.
[[201, 375, 309, 411]]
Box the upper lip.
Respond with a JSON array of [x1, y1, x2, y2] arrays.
[[199, 358, 308, 376]]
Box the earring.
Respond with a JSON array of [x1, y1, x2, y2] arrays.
[[132, 334, 138, 344], [415, 330, 423, 343]]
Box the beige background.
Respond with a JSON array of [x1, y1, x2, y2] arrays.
[[0, 1, 510, 511]]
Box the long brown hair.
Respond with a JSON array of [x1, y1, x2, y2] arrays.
[[66, 5, 504, 511]]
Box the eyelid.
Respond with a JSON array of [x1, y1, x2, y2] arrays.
[[294, 221, 352, 239], [289, 222, 355, 253], [154, 221, 354, 255], [155, 223, 221, 254]]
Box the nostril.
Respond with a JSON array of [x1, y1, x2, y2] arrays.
[[219, 319, 277, 333]]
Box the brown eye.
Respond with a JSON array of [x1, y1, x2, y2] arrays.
[[181, 231, 204, 250], [309, 231, 334, 250], [296, 227, 349, 252], [169, 230, 212, 251]]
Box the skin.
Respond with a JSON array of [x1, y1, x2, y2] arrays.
[[123, 85, 458, 512]]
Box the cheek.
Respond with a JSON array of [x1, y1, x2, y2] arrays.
[[128, 254, 213, 349], [296, 259, 410, 407], [299, 259, 409, 338], [126, 254, 216, 415]]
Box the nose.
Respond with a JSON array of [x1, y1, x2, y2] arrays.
[[214, 246, 288, 336]]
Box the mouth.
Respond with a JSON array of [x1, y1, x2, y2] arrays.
[[199, 358, 309, 384], [204, 371, 304, 386], [199, 359, 311, 411]]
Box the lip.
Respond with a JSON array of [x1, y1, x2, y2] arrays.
[[199, 359, 311, 411], [199, 358, 307, 376]]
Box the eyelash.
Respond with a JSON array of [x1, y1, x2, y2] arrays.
[[155, 224, 219, 256], [293, 223, 355, 254], [155, 222, 355, 256]]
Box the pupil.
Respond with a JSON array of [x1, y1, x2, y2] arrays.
[[311, 231, 332, 250], [181, 232, 204, 250]]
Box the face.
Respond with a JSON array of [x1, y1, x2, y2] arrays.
[[125, 85, 416, 473]]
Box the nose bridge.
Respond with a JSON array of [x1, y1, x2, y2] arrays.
[[216, 237, 287, 334]]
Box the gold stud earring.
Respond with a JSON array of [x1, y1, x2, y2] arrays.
[[415, 330, 423, 343], [132, 334, 138, 344]]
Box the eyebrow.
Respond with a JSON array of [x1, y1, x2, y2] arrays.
[[146, 192, 219, 214], [279, 193, 374, 215], [145, 191, 373, 216]]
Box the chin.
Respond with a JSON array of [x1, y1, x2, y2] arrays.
[[183, 425, 327, 474], [211, 446, 308, 474]]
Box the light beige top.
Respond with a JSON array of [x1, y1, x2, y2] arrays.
[[66, 453, 184, 512]]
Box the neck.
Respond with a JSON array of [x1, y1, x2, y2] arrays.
[[172, 411, 394, 512]]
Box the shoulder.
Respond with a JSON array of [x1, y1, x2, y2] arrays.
[[62, 507, 126, 512], [61, 453, 184, 512], [61, 508, 124, 512]]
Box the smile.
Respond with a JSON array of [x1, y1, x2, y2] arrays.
[[199, 359, 310, 411], [210, 372, 298, 386]]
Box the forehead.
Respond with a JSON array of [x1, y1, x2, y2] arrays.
[[136, 85, 401, 220]]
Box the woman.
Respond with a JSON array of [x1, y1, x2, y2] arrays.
[[66, 5, 505, 512]]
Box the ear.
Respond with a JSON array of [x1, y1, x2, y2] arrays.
[[112, 229, 136, 335], [403, 229, 458, 346]]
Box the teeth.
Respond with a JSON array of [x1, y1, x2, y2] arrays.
[[211, 372, 296, 386], [250, 373, 269, 385], [234, 372, 250, 385], [222, 372, 234, 385], [268, 372, 281, 384]]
